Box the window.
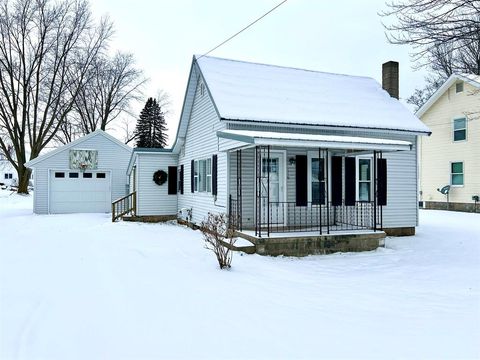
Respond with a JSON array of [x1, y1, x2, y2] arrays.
[[200, 83, 205, 96], [456, 81, 464, 93], [310, 157, 325, 205], [4, 173, 13, 180], [54, 172, 65, 178], [358, 158, 372, 201], [69, 172, 79, 178], [96, 173, 106, 179], [194, 159, 212, 193], [451, 162, 464, 186], [453, 118, 467, 141], [83, 172, 92, 178]]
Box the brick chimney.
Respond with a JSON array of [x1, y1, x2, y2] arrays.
[[382, 61, 399, 99]]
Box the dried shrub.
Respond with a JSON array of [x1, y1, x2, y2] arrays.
[[200, 213, 236, 269]]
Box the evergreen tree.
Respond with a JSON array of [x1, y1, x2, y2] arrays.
[[135, 97, 168, 148]]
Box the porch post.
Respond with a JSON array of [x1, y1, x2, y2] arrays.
[[267, 145, 270, 237], [373, 150, 377, 231], [326, 149, 330, 235], [319, 147, 322, 235], [236, 149, 242, 231], [255, 146, 261, 237]]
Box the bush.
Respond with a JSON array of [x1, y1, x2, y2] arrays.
[[200, 213, 236, 269]]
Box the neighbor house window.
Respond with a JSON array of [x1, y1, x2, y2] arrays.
[[96, 173, 106, 179], [358, 158, 372, 201], [453, 118, 467, 141], [69, 172, 79, 178], [451, 162, 464, 186], [194, 158, 212, 193], [456, 81, 464, 93], [310, 157, 325, 205], [4, 173, 12, 179], [83, 172, 92, 179], [54, 172, 65, 178]]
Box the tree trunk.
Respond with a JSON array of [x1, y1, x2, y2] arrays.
[[17, 166, 32, 194]]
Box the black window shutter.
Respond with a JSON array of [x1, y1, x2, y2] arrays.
[[180, 164, 184, 194], [191, 160, 195, 193], [377, 158, 387, 206], [295, 155, 308, 206], [168, 166, 177, 195], [345, 157, 356, 206], [212, 154, 218, 196], [331, 156, 342, 206]]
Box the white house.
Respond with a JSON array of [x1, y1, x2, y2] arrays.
[[0, 156, 16, 187], [25, 130, 132, 214], [125, 56, 431, 255], [416, 73, 480, 212]]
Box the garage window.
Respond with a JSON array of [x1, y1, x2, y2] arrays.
[[83, 172, 93, 178], [54, 172, 65, 178], [69, 172, 79, 178], [96, 173, 106, 179]]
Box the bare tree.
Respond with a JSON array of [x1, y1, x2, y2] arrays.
[[0, 0, 113, 193], [381, 0, 480, 109], [56, 51, 146, 144]]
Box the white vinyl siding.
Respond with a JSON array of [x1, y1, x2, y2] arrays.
[[177, 73, 227, 225], [27, 132, 131, 214], [135, 153, 178, 216]]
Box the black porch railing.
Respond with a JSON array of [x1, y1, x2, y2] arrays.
[[229, 198, 382, 236]]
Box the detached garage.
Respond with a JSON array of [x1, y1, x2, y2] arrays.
[[25, 130, 132, 214]]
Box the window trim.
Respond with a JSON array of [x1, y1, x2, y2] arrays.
[[450, 161, 464, 187], [356, 156, 373, 202], [452, 117, 467, 142], [307, 151, 330, 205], [193, 158, 212, 194]]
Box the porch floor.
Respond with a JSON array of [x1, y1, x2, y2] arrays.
[[238, 228, 382, 240], [234, 229, 386, 256]]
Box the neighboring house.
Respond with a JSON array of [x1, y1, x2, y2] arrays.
[[417, 74, 480, 212], [0, 155, 16, 187], [126, 55, 431, 255], [25, 130, 132, 214]]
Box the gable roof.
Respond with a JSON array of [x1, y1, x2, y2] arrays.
[[416, 73, 480, 118], [25, 129, 132, 168], [193, 55, 430, 134]]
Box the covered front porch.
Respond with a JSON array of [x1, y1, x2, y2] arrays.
[[219, 130, 411, 255]]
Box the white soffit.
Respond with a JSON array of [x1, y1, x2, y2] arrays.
[[217, 130, 412, 152]]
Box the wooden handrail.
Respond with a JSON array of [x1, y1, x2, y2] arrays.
[[112, 191, 136, 222]]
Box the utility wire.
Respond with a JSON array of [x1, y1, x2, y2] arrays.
[[197, 0, 288, 60]]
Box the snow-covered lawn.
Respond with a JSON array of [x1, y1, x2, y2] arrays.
[[1, 192, 479, 360]]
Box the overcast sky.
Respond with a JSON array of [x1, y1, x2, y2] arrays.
[[91, 0, 426, 145]]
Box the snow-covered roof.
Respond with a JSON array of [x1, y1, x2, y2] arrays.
[[195, 55, 430, 134], [217, 129, 412, 152], [416, 73, 480, 118]]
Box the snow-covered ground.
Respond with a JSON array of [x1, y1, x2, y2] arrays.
[[1, 191, 479, 359]]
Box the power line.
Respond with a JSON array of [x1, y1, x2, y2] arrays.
[[197, 0, 288, 60]]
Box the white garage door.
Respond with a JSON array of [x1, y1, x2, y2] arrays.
[[49, 170, 111, 213]]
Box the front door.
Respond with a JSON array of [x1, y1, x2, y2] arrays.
[[260, 152, 286, 226]]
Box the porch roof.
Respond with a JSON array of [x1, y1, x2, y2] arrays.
[[217, 129, 412, 152]]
